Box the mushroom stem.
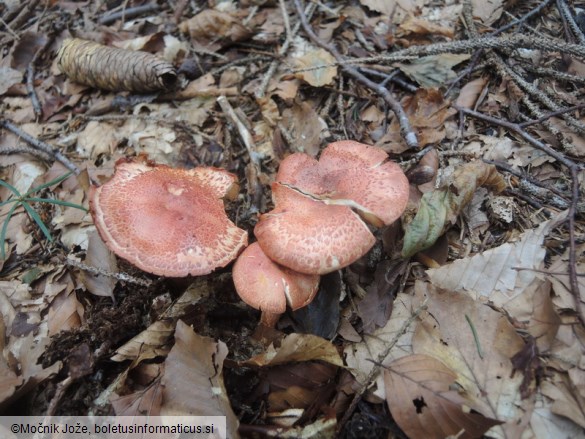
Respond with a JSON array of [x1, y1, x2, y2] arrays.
[[260, 311, 281, 328]]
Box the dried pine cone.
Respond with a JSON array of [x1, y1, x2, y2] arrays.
[[57, 38, 177, 92]]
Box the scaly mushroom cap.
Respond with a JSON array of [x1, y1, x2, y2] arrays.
[[255, 183, 375, 275], [90, 157, 248, 277], [233, 242, 320, 314], [276, 140, 409, 227]]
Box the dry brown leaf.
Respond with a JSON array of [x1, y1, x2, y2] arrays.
[[412, 282, 526, 436], [427, 215, 558, 300], [293, 49, 337, 87], [541, 372, 585, 428], [79, 230, 117, 298], [397, 54, 470, 88], [344, 292, 418, 401], [242, 333, 344, 368], [0, 357, 23, 406], [385, 354, 501, 439], [455, 77, 489, 109], [47, 289, 83, 336], [111, 378, 163, 416], [0, 67, 23, 96], [281, 101, 328, 157], [179, 9, 251, 51], [397, 16, 455, 38], [528, 280, 561, 352], [160, 320, 238, 437], [471, 0, 504, 25], [380, 88, 456, 152]]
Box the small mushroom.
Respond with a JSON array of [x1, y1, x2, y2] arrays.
[[232, 242, 320, 327], [255, 183, 375, 275], [276, 140, 409, 227], [255, 141, 409, 275], [90, 156, 248, 277]]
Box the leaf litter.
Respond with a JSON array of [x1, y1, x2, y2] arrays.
[[0, 0, 584, 438]]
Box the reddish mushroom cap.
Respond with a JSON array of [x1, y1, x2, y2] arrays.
[[90, 157, 248, 277], [233, 242, 320, 314], [255, 183, 376, 275], [276, 140, 409, 227]]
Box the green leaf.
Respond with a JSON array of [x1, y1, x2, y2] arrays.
[[401, 162, 506, 258], [21, 201, 53, 242], [0, 201, 21, 259], [0, 198, 18, 208], [23, 171, 74, 197], [25, 197, 87, 211], [0, 179, 22, 197]]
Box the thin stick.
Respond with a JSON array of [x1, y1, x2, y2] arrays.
[[98, 4, 160, 25], [217, 95, 262, 211], [316, 35, 585, 67], [66, 258, 152, 287], [338, 300, 428, 433], [292, 0, 418, 149], [255, 0, 314, 99], [0, 119, 81, 176]]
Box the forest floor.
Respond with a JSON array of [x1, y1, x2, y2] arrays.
[[0, 0, 584, 438]]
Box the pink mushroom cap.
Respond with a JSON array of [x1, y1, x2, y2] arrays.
[[255, 183, 376, 275], [276, 140, 409, 227], [232, 242, 320, 314], [90, 157, 248, 277]]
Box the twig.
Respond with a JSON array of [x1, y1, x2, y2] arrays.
[[457, 107, 584, 327], [556, 0, 585, 44], [98, 4, 160, 25], [324, 35, 585, 67], [293, 0, 418, 149], [0, 119, 81, 176], [338, 300, 428, 433], [255, 0, 314, 99], [25, 62, 42, 118], [519, 104, 585, 128], [65, 258, 152, 287], [217, 95, 262, 211]]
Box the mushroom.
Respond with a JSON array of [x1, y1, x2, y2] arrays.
[[232, 242, 320, 327], [255, 141, 409, 275], [90, 156, 248, 277]]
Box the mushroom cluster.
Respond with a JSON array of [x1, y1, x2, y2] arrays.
[[90, 156, 248, 277], [233, 140, 409, 325]]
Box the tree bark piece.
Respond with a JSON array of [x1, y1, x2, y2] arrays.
[[57, 38, 177, 93]]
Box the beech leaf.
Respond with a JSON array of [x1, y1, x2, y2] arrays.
[[402, 161, 506, 257], [385, 354, 502, 439]]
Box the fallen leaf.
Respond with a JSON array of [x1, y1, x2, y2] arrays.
[[385, 354, 501, 439], [380, 88, 456, 152], [79, 230, 117, 299], [281, 101, 328, 156], [160, 320, 238, 438], [242, 333, 343, 368], [412, 282, 527, 436], [396, 54, 470, 88], [427, 215, 558, 300], [397, 16, 455, 38], [294, 48, 337, 87], [455, 77, 489, 109], [179, 9, 251, 51], [471, 0, 504, 25], [402, 161, 506, 257]]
